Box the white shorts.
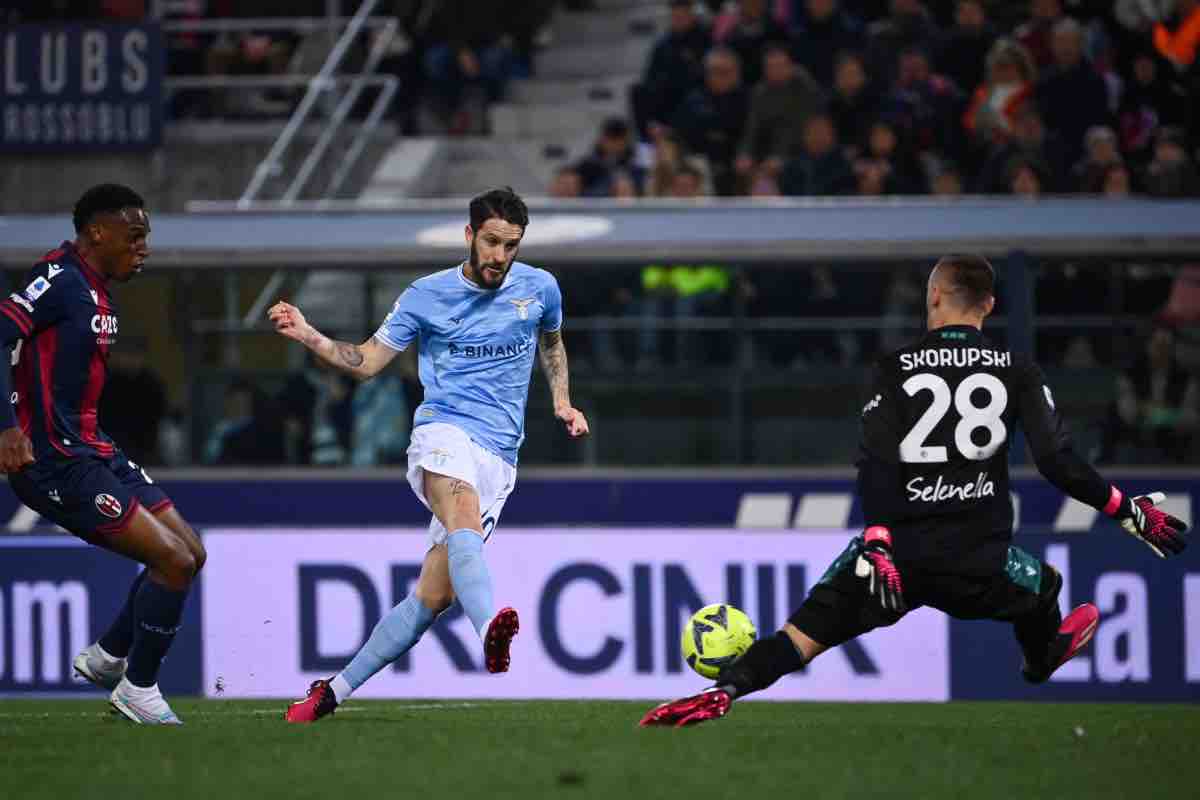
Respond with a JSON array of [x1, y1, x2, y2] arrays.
[[406, 422, 517, 547]]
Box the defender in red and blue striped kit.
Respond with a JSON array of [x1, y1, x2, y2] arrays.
[[0, 184, 205, 725]]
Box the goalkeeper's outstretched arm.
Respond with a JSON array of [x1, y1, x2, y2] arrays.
[[1016, 359, 1188, 557]]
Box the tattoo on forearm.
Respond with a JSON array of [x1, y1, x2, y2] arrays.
[[311, 333, 367, 376], [539, 331, 570, 404], [335, 342, 365, 368], [450, 479, 470, 496]]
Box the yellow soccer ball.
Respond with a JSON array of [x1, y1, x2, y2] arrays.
[[681, 603, 757, 679]]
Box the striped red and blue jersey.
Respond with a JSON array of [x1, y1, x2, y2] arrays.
[[0, 242, 119, 460]]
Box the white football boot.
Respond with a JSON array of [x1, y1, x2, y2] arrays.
[[73, 643, 126, 691], [109, 677, 183, 725]]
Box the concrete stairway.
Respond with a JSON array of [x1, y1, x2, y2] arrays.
[[362, 0, 667, 200]]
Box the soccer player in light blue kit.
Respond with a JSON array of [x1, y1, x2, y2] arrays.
[[270, 189, 589, 722]]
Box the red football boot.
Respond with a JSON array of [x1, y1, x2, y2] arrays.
[[639, 688, 732, 728], [484, 607, 520, 674], [1023, 603, 1100, 684], [284, 678, 338, 723]]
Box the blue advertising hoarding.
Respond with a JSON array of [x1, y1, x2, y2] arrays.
[[1, 23, 164, 151], [0, 474, 1194, 700], [0, 538, 202, 696]]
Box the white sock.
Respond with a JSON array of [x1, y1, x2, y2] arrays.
[[119, 677, 158, 697], [331, 674, 353, 704], [95, 643, 123, 663]]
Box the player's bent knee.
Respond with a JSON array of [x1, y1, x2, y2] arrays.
[[1037, 563, 1062, 609], [414, 587, 454, 614], [190, 537, 208, 572], [156, 542, 198, 588]]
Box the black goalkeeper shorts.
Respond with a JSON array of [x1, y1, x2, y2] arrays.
[[789, 535, 1055, 648]]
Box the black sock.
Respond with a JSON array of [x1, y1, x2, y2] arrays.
[[1015, 566, 1064, 665], [98, 570, 147, 658], [125, 578, 189, 688], [716, 631, 807, 699]]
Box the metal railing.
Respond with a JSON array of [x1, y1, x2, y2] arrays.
[[158, 8, 400, 206], [158, 7, 402, 363]]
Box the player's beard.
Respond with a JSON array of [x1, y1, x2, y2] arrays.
[[468, 237, 512, 289]]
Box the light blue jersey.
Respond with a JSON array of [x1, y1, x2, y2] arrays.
[[374, 261, 562, 465]]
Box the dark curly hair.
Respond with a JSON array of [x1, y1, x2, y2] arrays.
[[469, 187, 528, 232], [73, 184, 145, 233]]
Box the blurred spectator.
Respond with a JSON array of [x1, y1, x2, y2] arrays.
[[647, 133, 684, 196], [713, 0, 792, 87], [1153, 0, 1200, 69], [548, 166, 584, 198], [1072, 125, 1123, 192], [975, 107, 1067, 192], [1015, 0, 1064, 69], [735, 45, 826, 192], [1159, 265, 1200, 371], [158, 408, 189, 467], [504, 0, 558, 77], [420, 1, 515, 133], [1101, 162, 1135, 196], [589, 164, 741, 369], [100, 341, 167, 466], [1141, 126, 1200, 196], [203, 1, 322, 118], [635, 260, 734, 369], [1036, 17, 1112, 166], [350, 375, 409, 466], [576, 118, 647, 197], [779, 113, 857, 195], [829, 51, 882, 154], [1118, 47, 1186, 164], [865, 0, 941, 80], [790, 0, 865, 86], [963, 38, 1037, 149], [647, 133, 715, 196], [853, 118, 926, 194], [637, 175, 737, 367], [204, 379, 285, 465], [935, 0, 998, 95], [1007, 155, 1046, 196], [669, 162, 708, 197], [163, 0, 219, 119], [931, 164, 964, 194], [611, 172, 640, 199], [883, 46, 964, 157], [631, 0, 712, 139], [670, 48, 751, 195], [1102, 325, 1198, 463], [279, 360, 355, 466], [1038, 261, 1112, 365]]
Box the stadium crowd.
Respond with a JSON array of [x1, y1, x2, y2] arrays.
[[552, 0, 1200, 199]]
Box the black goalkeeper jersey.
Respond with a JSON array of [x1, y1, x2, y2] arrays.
[[857, 324, 1110, 575]]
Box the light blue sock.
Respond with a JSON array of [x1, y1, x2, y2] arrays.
[[336, 593, 435, 698], [446, 529, 495, 640]]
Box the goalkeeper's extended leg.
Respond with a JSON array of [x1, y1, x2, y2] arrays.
[[639, 627, 821, 727], [641, 541, 902, 728], [1014, 564, 1100, 684]]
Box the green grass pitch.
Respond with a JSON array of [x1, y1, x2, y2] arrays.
[[1, 699, 1195, 799]]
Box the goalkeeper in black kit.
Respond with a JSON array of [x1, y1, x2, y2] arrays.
[[642, 255, 1189, 727]]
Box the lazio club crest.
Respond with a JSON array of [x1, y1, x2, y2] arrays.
[[509, 298, 535, 320]]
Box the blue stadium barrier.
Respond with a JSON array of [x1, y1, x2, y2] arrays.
[[1, 473, 1195, 700]]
